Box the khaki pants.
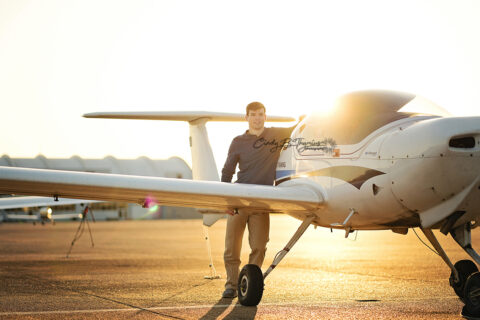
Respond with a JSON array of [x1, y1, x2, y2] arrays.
[[223, 210, 270, 290]]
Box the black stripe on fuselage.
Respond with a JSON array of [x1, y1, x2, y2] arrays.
[[275, 166, 385, 189]]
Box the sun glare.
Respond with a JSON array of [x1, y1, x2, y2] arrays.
[[1, 1, 480, 163]]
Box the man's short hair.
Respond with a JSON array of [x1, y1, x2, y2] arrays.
[[246, 102, 266, 115]]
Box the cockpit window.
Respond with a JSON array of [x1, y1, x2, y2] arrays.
[[297, 90, 446, 146], [336, 90, 416, 114]]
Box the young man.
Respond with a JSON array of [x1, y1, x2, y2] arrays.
[[220, 101, 294, 298]]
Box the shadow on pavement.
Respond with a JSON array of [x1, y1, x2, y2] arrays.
[[223, 302, 257, 320], [199, 299, 257, 320], [199, 298, 233, 320]]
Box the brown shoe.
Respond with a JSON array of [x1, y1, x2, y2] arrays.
[[222, 288, 237, 298]]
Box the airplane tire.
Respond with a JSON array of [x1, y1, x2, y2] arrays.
[[237, 264, 264, 306], [450, 260, 478, 300], [463, 272, 480, 316]]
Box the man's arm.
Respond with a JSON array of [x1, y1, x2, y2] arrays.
[[221, 139, 239, 183], [275, 115, 304, 138], [274, 125, 297, 140]]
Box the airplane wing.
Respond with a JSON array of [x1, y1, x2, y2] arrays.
[[5, 214, 38, 221], [0, 167, 323, 213], [0, 196, 100, 210], [4, 212, 82, 222], [50, 213, 83, 220]]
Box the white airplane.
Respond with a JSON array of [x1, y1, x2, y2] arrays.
[[0, 90, 479, 315], [0, 196, 97, 224]]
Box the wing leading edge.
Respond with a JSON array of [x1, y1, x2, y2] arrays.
[[0, 167, 323, 213]]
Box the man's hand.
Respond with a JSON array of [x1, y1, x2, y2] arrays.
[[226, 209, 238, 216]]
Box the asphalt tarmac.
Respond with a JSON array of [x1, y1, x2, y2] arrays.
[[0, 215, 475, 319]]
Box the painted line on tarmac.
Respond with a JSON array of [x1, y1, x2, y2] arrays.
[[0, 297, 461, 316], [0, 304, 252, 316]]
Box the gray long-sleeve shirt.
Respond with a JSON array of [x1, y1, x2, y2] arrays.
[[221, 127, 295, 186]]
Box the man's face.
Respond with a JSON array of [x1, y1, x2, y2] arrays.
[[246, 108, 266, 131]]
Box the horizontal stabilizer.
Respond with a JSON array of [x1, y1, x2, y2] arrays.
[[83, 111, 295, 122]]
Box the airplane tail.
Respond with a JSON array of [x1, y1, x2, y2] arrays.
[[84, 111, 295, 226]]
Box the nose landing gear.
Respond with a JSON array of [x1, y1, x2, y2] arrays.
[[463, 272, 480, 318], [422, 223, 480, 318], [450, 260, 478, 301], [450, 223, 480, 318]]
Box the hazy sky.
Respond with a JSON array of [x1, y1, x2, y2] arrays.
[[1, 0, 480, 173]]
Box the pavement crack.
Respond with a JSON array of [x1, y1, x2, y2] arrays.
[[67, 289, 186, 320]]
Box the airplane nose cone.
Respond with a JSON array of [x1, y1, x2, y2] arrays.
[[380, 117, 480, 213]]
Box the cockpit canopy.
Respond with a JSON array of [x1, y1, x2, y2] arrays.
[[295, 90, 449, 146]]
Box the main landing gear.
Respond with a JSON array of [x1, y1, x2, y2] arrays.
[[422, 223, 480, 318], [237, 216, 316, 306], [236, 217, 480, 314]]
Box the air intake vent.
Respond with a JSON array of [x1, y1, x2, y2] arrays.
[[449, 137, 475, 148]]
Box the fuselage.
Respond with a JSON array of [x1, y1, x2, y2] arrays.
[[275, 91, 480, 231]]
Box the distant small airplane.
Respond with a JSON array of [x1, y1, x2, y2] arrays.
[[0, 90, 479, 316], [0, 196, 98, 224]]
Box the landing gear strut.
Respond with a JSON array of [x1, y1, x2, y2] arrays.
[[422, 223, 480, 318], [237, 216, 315, 306]]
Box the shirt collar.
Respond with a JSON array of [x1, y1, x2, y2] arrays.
[[244, 127, 268, 137]]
